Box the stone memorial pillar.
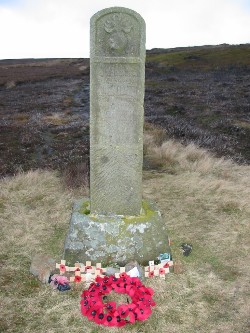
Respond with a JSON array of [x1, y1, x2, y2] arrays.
[[90, 7, 145, 216], [64, 7, 170, 266]]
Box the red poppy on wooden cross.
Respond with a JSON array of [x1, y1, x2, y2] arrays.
[[95, 263, 106, 277], [70, 269, 80, 283], [68, 262, 86, 272], [144, 260, 173, 279], [85, 261, 94, 273], [56, 259, 69, 275], [69, 269, 87, 283], [115, 266, 126, 278]]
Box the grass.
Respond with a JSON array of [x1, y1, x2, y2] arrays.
[[43, 113, 71, 126], [147, 44, 250, 71], [1, 129, 250, 332], [234, 120, 250, 130]]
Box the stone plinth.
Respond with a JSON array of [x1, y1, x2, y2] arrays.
[[64, 199, 170, 266], [90, 7, 146, 215], [64, 7, 171, 266]]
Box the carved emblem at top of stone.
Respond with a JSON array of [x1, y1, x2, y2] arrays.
[[104, 14, 133, 54], [91, 7, 145, 58]]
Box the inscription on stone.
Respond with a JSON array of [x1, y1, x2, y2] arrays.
[[90, 7, 146, 215]]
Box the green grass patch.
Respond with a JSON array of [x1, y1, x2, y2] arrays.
[[147, 45, 250, 71]]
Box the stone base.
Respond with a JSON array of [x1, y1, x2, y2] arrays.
[[64, 199, 170, 266]]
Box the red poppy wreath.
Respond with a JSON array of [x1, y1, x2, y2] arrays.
[[80, 273, 156, 327]]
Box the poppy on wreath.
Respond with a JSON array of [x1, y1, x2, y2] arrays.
[[80, 275, 156, 327], [105, 301, 117, 313], [134, 304, 152, 321]]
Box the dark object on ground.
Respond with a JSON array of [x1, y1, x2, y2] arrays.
[[57, 283, 71, 292], [181, 243, 193, 256]]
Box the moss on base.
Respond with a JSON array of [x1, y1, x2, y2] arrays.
[[79, 200, 156, 223], [64, 198, 170, 266], [79, 200, 90, 215]]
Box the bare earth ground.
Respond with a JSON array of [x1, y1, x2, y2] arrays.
[[0, 58, 90, 176], [0, 44, 250, 177]]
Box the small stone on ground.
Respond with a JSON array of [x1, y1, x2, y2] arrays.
[[30, 254, 56, 283]]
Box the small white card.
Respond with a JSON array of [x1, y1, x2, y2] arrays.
[[127, 267, 140, 277]]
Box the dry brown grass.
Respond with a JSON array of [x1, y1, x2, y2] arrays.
[[42, 113, 70, 126], [144, 122, 167, 148], [1, 134, 250, 332], [61, 161, 89, 191], [5, 81, 16, 89], [144, 128, 235, 176]]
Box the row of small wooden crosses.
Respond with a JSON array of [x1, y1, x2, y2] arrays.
[[56, 260, 106, 282], [56, 259, 174, 282], [145, 260, 174, 279]]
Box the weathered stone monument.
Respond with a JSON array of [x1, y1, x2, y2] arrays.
[[90, 7, 145, 216], [64, 7, 170, 265]]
